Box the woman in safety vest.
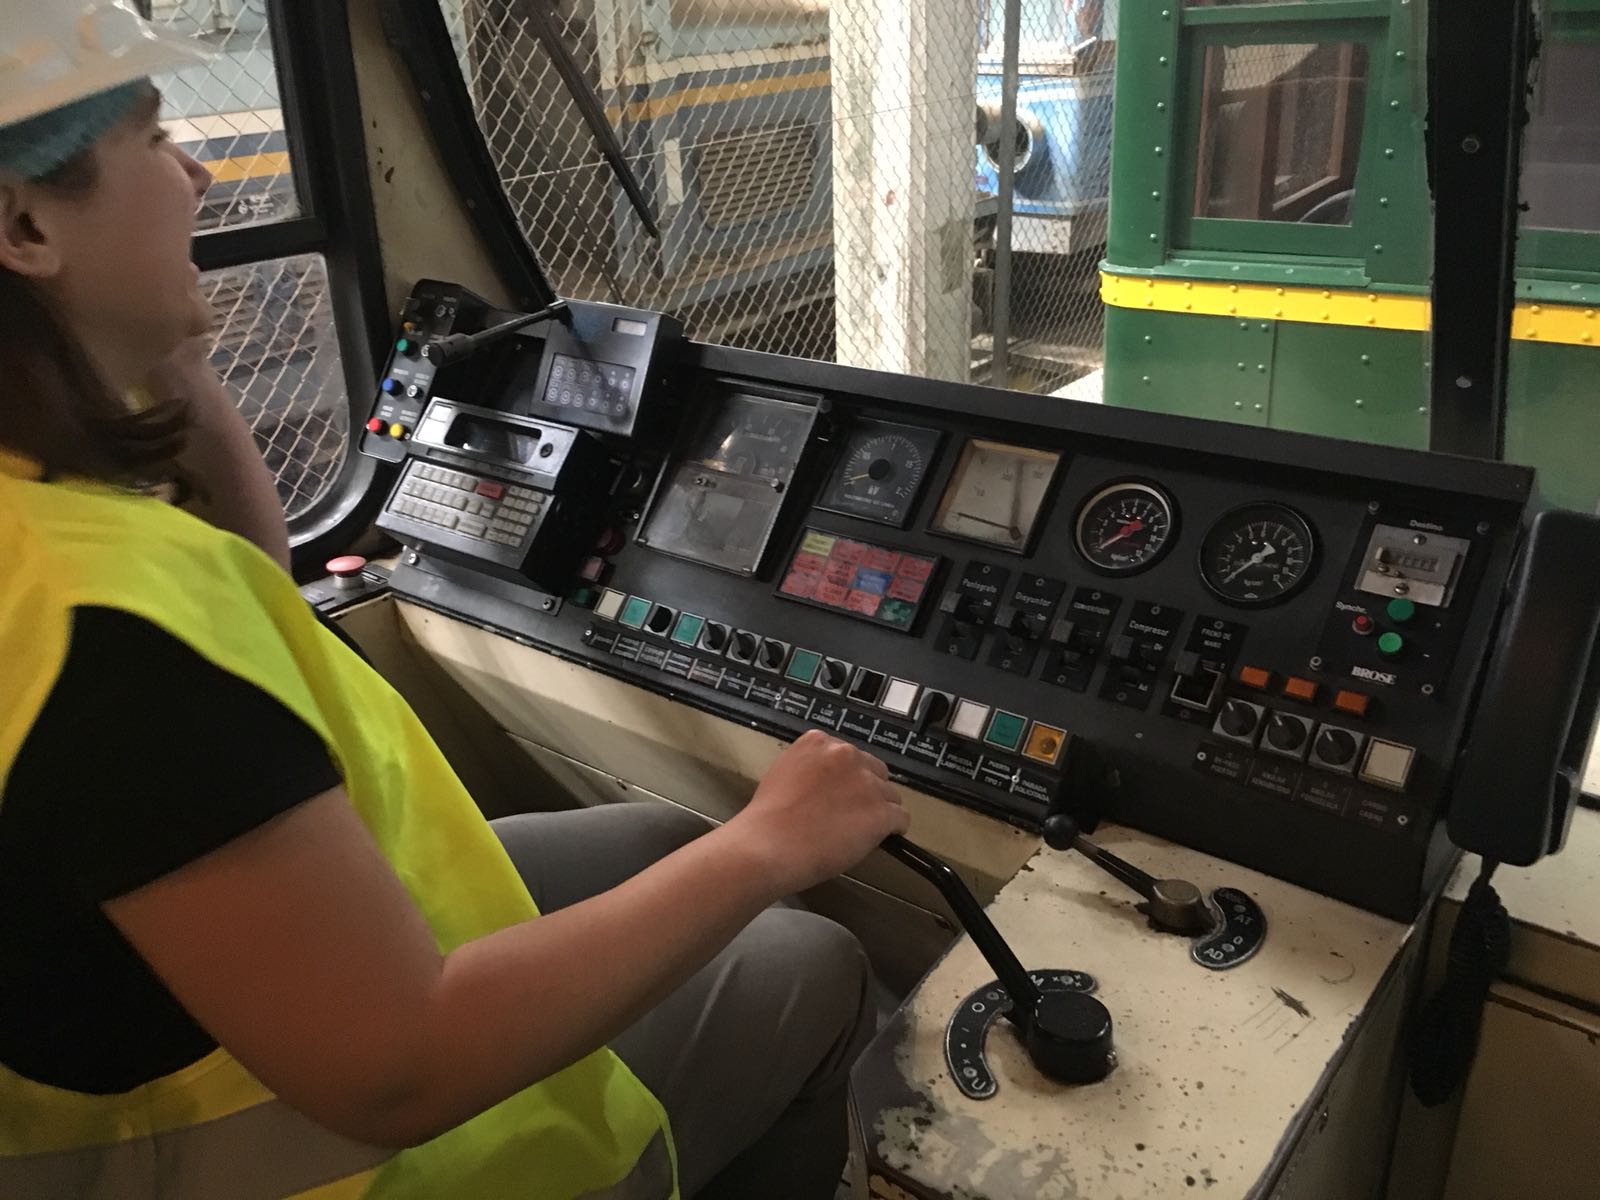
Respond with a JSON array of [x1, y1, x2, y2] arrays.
[[0, 4, 910, 1197]]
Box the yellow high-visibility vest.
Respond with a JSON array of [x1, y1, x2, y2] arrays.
[[0, 446, 676, 1199]]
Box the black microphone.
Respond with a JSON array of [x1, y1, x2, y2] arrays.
[[422, 300, 570, 367]]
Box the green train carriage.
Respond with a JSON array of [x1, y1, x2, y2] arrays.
[[1099, 0, 1600, 513]]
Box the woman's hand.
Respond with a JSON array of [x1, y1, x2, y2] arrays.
[[725, 730, 911, 895], [140, 334, 292, 571]]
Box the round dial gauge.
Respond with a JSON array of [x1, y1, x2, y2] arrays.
[[817, 421, 942, 527], [1199, 503, 1317, 606], [930, 439, 1062, 553], [1075, 481, 1177, 574]]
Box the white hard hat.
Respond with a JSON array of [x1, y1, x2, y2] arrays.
[[0, 1, 213, 130]]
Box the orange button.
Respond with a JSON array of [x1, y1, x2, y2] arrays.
[[1334, 689, 1371, 718], [1023, 723, 1068, 767], [1238, 666, 1272, 690], [1284, 676, 1318, 703]]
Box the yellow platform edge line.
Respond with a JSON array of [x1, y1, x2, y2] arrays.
[[197, 150, 293, 184], [1101, 270, 1600, 348], [603, 69, 831, 124]]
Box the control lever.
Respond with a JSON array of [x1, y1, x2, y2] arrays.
[[1042, 811, 1212, 935], [1040, 803, 1268, 969], [881, 835, 1115, 1086]]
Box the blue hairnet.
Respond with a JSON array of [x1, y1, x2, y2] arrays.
[[0, 81, 148, 180]]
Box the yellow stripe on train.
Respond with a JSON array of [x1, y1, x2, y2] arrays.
[[1100, 270, 1600, 349]]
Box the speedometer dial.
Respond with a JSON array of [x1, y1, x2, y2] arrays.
[[1199, 503, 1317, 606], [816, 420, 942, 527], [1075, 481, 1177, 574]]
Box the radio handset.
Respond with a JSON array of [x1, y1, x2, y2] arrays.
[[1447, 507, 1600, 865], [421, 301, 569, 368]]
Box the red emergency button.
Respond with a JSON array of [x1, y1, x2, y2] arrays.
[[1352, 613, 1375, 636], [475, 481, 506, 499], [1334, 689, 1372, 718], [366, 417, 384, 433], [1238, 665, 1272, 690]]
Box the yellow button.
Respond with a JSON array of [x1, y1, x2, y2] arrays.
[[1023, 723, 1067, 766], [388, 423, 408, 439]]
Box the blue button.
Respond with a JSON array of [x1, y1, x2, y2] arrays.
[[382, 379, 400, 393]]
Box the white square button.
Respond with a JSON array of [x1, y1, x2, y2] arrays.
[[1359, 739, 1416, 792], [880, 679, 919, 717], [949, 699, 991, 742], [595, 588, 627, 621]]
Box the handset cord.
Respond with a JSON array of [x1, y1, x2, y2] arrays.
[[1408, 859, 1511, 1106]]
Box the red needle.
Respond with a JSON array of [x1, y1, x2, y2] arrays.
[[1098, 518, 1144, 551]]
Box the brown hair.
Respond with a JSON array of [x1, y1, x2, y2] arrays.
[[0, 147, 190, 485]]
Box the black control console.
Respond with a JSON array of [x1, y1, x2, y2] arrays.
[[361, 281, 1592, 921]]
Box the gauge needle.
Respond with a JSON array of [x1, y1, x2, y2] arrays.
[[1098, 519, 1144, 551], [958, 511, 1023, 539], [1222, 543, 1276, 584]]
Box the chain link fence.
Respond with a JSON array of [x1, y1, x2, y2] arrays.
[[147, 1, 351, 519], [440, 0, 1116, 397]]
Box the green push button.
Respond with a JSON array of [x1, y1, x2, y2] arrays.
[[785, 648, 822, 685], [984, 710, 1028, 752], [1385, 598, 1417, 624], [570, 587, 597, 609], [1377, 631, 1405, 658], [619, 596, 652, 629], [671, 613, 706, 646]]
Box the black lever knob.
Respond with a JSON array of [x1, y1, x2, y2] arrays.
[[1041, 810, 1213, 936], [1027, 991, 1116, 1085]]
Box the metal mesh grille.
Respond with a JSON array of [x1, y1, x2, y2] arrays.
[[148, 1, 299, 231], [437, 0, 1116, 397], [202, 255, 350, 520]]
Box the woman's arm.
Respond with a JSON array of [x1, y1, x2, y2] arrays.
[[141, 336, 292, 572], [104, 730, 907, 1148]]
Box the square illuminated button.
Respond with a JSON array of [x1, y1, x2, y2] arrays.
[[880, 678, 920, 717], [671, 612, 706, 647], [595, 589, 627, 622], [984, 711, 1028, 752], [1023, 722, 1067, 766], [785, 648, 822, 685], [1359, 738, 1416, 792], [619, 596, 652, 629], [949, 699, 991, 741]]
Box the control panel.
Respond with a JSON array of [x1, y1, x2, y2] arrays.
[[367, 282, 1550, 921]]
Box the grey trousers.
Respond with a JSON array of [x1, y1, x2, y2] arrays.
[[490, 802, 876, 1200]]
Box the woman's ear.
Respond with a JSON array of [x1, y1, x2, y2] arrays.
[[0, 180, 64, 279]]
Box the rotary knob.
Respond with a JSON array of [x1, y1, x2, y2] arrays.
[[1025, 991, 1116, 1085], [701, 622, 729, 653], [820, 659, 850, 691], [730, 630, 759, 661], [1314, 727, 1358, 767], [1265, 712, 1308, 753], [759, 640, 787, 671], [1218, 699, 1260, 739]]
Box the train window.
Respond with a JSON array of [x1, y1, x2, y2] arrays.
[[1521, 39, 1600, 236], [137, 3, 384, 541], [147, 3, 298, 231], [1192, 42, 1368, 225]]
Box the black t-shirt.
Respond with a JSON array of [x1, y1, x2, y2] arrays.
[[0, 607, 342, 1093]]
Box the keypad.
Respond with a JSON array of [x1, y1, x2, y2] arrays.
[[392, 462, 545, 546]]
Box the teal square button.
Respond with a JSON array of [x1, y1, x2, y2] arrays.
[[984, 710, 1028, 752], [672, 613, 706, 646], [620, 596, 652, 629], [785, 648, 822, 685]]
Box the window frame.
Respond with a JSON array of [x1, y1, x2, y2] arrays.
[[186, 0, 392, 575]]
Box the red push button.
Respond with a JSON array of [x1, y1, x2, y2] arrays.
[[1352, 613, 1375, 636], [475, 481, 506, 499], [326, 555, 366, 577], [1238, 666, 1272, 690], [1334, 689, 1372, 718], [366, 417, 384, 433], [578, 557, 607, 584], [1283, 676, 1318, 703]]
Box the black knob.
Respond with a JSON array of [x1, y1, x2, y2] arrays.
[[1041, 809, 1080, 852], [1315, 727, 1358, 766], [1025, 991, 1116, 1085], [1019, 612, 1049, 639], [759, 640, 787, 670], [1107, 634, 1135, 663], [1265, 712, 1308, 752], [646, 606, 674, 635], [1219, 700, 1260, 739], [914, 690, 952, 733], [701, 622, 729, 652], [731, 631, 758, 660], [821, 659, 850, 690]]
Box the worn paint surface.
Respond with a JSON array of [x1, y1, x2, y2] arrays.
[[863, 824, 1410, 1199]]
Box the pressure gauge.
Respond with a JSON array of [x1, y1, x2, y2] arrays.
[[1074, 481, 1178, 574], [816, 420, 942, 528], [930, 439, 1062, 553], [1199, 503, 1317, 606]]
